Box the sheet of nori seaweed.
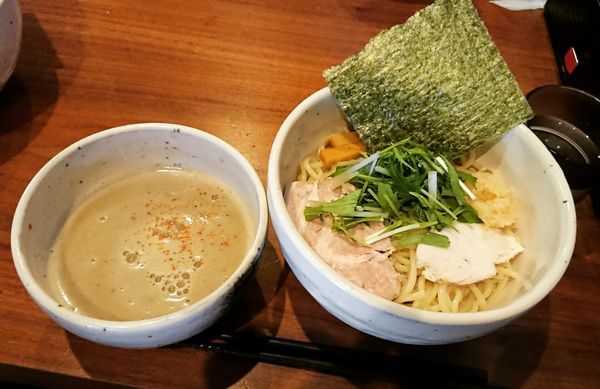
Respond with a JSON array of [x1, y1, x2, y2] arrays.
[[323, 0, 533, 158]]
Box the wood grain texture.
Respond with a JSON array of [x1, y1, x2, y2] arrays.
[[1, 1, 597, 387]]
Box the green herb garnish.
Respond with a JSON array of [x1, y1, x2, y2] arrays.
[[304, 189, 390, 221], [304, 140, 481, 245], [396, 232, 451, 248]]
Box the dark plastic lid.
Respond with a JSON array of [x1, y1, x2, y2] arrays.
[[526, 85, 600, 190]]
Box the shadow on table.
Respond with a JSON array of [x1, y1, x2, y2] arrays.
[[338, 0, 429, 27], [195, 238, 291, 387], [288, 277, 551, 388], [0, 13, 61, 164], [68, 239, 290, 388]]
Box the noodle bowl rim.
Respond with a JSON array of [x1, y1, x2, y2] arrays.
[[268, 87, 576, 327]]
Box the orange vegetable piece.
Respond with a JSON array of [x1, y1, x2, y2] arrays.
[[326, 131, 362, 147], [319, 142, 366, 167]]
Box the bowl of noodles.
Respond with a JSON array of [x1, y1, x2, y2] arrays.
[[267, 88, 576, 345]]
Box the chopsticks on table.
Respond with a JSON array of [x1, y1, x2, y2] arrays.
[[173, 333, 489, 387]]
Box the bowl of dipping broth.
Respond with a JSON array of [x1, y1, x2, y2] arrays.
[[12, 123, 268, 348], [267, 88, 576, 345]]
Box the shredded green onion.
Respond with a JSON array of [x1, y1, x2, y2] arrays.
[[304, 139, 482, 246]]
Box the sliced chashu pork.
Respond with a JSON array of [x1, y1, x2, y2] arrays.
[[285, 179, 400, 300]]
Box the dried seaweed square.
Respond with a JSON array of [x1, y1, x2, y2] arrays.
[[324, 0, 533, 157]]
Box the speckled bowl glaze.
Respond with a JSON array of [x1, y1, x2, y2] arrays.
[[267, 88, 576, 345], [12, 123, 268, 348], [0, 0, 21, 90]]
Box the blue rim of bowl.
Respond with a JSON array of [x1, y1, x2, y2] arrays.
[[268, 87, 577, 326], [11, 123, 269, 336]]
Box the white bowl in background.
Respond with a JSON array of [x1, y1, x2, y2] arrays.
[[0, 0, 22, 90], [11, 123, 269, 348], [267, 87, 576, 345]]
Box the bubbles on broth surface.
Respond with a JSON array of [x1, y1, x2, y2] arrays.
[[46, 169, 253, 321]]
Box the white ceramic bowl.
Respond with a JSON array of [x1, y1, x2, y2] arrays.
[[0, 0, 21, 90], [267, 88, 576, 345], [12, 123, 268, 348]]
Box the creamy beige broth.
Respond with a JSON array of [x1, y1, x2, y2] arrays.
[[47, 169, 253, 321]]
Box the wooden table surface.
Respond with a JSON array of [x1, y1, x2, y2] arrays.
[[1, 0, 599, 387]]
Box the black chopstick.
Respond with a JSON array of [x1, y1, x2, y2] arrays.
[[174, 333, 489, 386]]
